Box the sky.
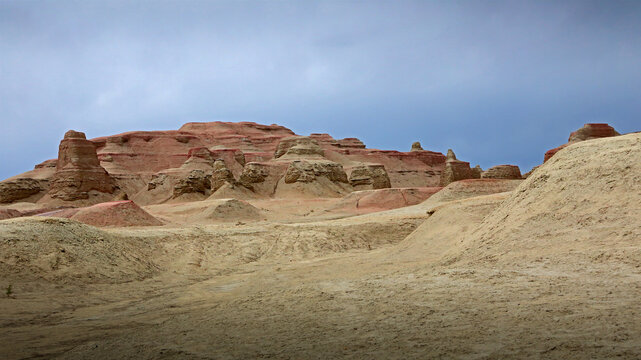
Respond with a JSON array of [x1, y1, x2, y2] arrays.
[[1, 0, 640, 180]]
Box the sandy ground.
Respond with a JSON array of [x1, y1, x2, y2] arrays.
[[2, 133, 641, 359]]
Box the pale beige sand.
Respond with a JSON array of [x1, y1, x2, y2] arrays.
[[1, 133, 640, 359]]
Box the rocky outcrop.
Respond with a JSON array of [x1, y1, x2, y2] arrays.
[[439, 149, 478, 186], [239, 163, 270, 188], [182, 147, 216, 169], [446, 149, 457, 161], [481, 165, 522, 179], [147, 174, 167, 191], [336, 138, 366, 149], [274, 136, 324, 159], [211, 159, 236, 192], [275, 160, 352, 198], [544, 123, 620, 162], [173, 170, 211, 197], [569, 123, 620, 142], [48, 130, 116, 201], [349, 164, 392, 190], [34, 159, 57, 169], [410, 142, 424, 151], [440, 161, 476, 186], [4, 121, 473, 205], [471, 165, 483, 178], [284, 161, 349, 184], [0, 178, 46, 203], [238, 162, 289, 196]]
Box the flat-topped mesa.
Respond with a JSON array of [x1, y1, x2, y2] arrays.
[[481, 165, 522, 179], [274, 136, 325, 159], [545, 123, 620, 162], [336, 138, 366, 149], [48, 130, 116, 201], [410, 142, 424, 151], [179, 121, 295, 137], [349, 164, 392, 190]]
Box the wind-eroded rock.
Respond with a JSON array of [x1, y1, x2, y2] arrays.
[[238, 162, 289, 196], [481, 165, 522, 179], [0, 178, 46, 203], [410, 142, 424, 151], [173, 170, 211, 197], [284, 160, 349, 184], [544, 123, 620, 162], [211, 159, 236, 192], [48, 130, 116, 201], [274, 136, 325, 159], [440, 149, 479, 186], [349, 164, 391, 190]]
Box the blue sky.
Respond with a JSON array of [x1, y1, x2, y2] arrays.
[[1, 0, 640, 180]]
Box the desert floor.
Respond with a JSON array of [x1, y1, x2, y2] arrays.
[[2, 133, 641, 359]]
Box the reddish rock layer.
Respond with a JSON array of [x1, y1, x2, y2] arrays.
[[545, 123, 620, 162], [481, 165, 522, 179], [48, 131, 116, 201]]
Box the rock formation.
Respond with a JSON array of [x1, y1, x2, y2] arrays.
[[238, 162, 289, 196], [47, 130, 116, 201], [274, 136, 325, 159], [481, 165, 522, 179], [211, 159, 236, 192], [2, 121, 458, 206], [544, 123, 620, 162], [410, 142, 424, 151], [284, 161, 349, 184], [446, 149, 457, 161], [439, 149, 478, 186], [569, 123, 620, 142], [471, 165, 483, 178], [173, 170, 211, 197], [349, 164, 392, 190], [0, 179, 46, 203], [336, 138, 366, 149]]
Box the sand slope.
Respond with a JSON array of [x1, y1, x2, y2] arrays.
[[450, 133, 641, 266], [2, 133, 641, 359], [0, 217, 160, 283]]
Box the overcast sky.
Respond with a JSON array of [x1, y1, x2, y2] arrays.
[[1, 0, 640, 180]]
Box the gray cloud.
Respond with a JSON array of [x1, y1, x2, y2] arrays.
[[2, 0, 640, 179]]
